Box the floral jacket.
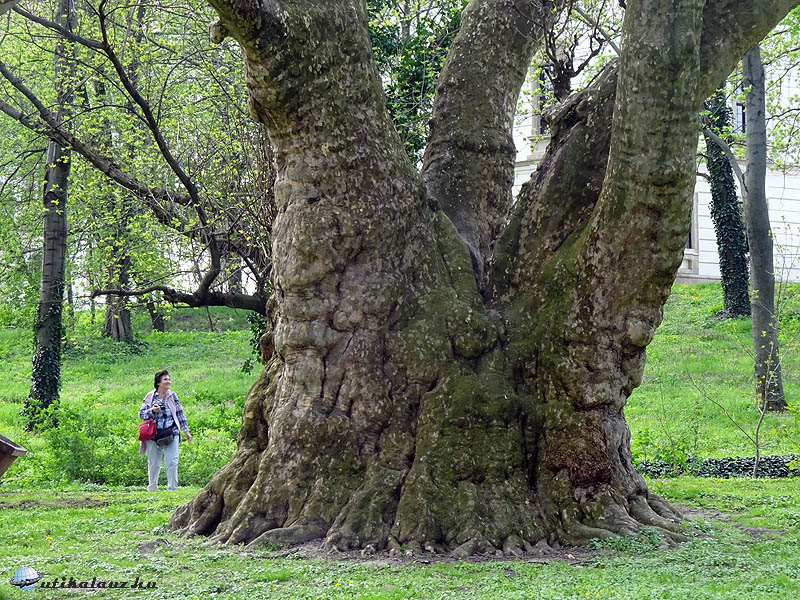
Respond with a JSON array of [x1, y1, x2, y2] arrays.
[[138, 390, 190, 454]]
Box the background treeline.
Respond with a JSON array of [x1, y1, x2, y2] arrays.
[[1, 284, 798, 490]]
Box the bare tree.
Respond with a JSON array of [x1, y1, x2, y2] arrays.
[[744, 44, 786, 411]]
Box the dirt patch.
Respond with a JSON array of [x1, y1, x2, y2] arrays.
[[677, 505, 731, 522], [0, 496, 111, 510], [137, 538, 170, 554], [741, 526, 782, 539], [678, 505, 783, 541], [247, 540, 592, 566]]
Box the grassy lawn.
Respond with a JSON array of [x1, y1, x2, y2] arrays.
[[0, 479, 797, 599], [0, 285, 799, 598], [627, 283, 800, 461]]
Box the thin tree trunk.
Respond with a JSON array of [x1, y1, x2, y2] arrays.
[[704, 91, 750, 318], [101, 243, 133, 342], [24, 0, 75, 429], [744, 45, 786, 411], [146, 297, 166, 332]]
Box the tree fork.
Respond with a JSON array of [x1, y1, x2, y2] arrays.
[[171, 0, 800, 554]]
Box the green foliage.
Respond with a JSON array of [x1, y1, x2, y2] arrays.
[[586, 528, 663, 553], [368, 0, 466, 163], [638, 455, 798, 478], [241, 312, 267, 374]]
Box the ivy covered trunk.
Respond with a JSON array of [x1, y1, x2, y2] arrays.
[[171, 0, 799, 552], [704, 91, 750, 319], [23, 0, 75, 429]]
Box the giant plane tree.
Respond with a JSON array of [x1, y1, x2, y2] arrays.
[[171, 0, 798, 554]]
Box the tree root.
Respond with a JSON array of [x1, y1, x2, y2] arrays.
[[246, 522, 327, 551]]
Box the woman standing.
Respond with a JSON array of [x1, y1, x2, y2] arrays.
[[138, 370, 192, 491]]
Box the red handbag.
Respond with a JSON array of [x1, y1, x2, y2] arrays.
[[138, 419, 156, 441]]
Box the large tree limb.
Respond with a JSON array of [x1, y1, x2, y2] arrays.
[[422, 0, 567, 285], [698, 1, 800, 103], [499, 0, 800, 305], [0, 0, 19, 16], [91, 283, 266, 314]]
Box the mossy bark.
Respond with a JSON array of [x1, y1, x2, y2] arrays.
[[171, 0, 800, 553]]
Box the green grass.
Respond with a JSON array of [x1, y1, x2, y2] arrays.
[[0, 479, 797, 599], [0, 284, 799, 598], [627, 283, 800, 461]]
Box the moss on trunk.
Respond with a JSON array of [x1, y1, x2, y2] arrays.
[[171, 0, 800, 554]]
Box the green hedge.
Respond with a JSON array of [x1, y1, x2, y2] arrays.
[[637, 455, 798, 478]]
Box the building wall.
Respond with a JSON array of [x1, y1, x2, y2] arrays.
[[513, 145, 800, 284], [688, 169, 800, 284]]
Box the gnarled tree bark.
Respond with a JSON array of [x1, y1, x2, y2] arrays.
[[171, 0, 799, 553]]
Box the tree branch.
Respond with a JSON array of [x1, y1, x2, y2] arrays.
[[422, 0, 569, 285], [0, 0, 19, 16], [0, 60, 193, 211], [91, 283, 266, 314], [572, 5, 620, 54], [12, 6, 103, 50], [96, 0, 223, 296], [700, 125, 747, 195]]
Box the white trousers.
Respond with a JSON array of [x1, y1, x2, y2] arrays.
[[145, 435, 179, 491]]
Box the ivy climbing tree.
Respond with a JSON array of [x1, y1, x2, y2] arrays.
[[20, 0, 76, 429], [703, 90, 750, 318]]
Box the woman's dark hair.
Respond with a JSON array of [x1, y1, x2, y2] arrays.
[[154, 369, 170, 390]]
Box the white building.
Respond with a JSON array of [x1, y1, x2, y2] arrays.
[[513, 83, 800, 284]]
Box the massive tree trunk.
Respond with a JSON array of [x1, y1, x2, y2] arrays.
[[23, 0, 75, 429], [171, 0, 799, 553], [743, 45, 786, 411], [704, 91, 750, 318]]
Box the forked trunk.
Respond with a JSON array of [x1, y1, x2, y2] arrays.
[[171, 0, 800, 553]]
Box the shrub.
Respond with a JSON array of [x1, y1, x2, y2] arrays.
[[636, 454, 799, 478]]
